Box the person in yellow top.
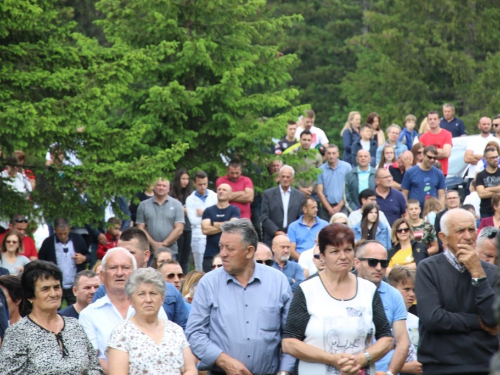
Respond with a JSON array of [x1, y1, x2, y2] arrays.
[[387, 218, 428, 275]]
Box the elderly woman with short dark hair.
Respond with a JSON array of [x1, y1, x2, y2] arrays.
[[107, 268, 196, 375], [0, 260, 103, 374]]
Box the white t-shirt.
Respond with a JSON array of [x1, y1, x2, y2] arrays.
[[466, 135, 500, 178], [360, 139, 371, 151], [463, 191, 481, 216], [298, 247, 317, 276], [295, 126, 329, 148], [406, 312, 419, 358]]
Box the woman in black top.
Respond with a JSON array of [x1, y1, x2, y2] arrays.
[[170, 168, 193, 274]]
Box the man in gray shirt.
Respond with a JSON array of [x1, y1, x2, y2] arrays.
[[136, 178, 185, 254], [186, 219, 294, 375]]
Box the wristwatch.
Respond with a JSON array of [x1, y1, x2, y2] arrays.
[[472, 276, 487, 286], [276, 372, 290, 375]]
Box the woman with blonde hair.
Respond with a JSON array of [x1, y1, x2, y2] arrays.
[[377, 145, 396, 169], [418, 117, 429, 135], [329, 212, 348, 225], [422, 196, 443, 227], [181, 270, 204, 303], [341, 111, 361, 163], [366, 112, 385, 146]]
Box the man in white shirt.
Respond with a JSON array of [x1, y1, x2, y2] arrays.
[[294, 109, 329, 149], [79, 247, 167, 373], [186, 170, 218, 272], [464, 117, 500, 179]]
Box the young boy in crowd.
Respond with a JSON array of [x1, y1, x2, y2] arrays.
[[96, 217, 122, 259], [398, 114, 419, 147], [351, 124, 377, 167], [388, 266, 422, 375], [275, 120, 298, 155], [406, 199, 438, 255]]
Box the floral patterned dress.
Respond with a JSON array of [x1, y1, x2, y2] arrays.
[[107, 318, 189, 375]]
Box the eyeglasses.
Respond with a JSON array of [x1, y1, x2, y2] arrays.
[[6, 240, 19, 244], [358, 257, 389, 268], [211, 264, 223, 270], [425, 154, 437, 160], [396, 227, 410, 234], [313, 253, 320, 259], [14, 218, 28, 223], [166, 272, 185, 280], [256, 259, 274, 267]]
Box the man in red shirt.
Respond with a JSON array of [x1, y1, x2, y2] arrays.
[[0, 214, 38, 260], [419, 111, 453, 176], [216, 160, 254, 219]]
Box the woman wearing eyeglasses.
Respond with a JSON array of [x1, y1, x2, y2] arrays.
[[282, 223, 393, 374], [387, 219, 428, 275], [1, 231, 30, 276], [0, 261, 103, 374], [352, 204, 391, 250]]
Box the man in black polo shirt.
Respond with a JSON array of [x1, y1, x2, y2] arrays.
[[440, 103, 466, 138], [476, 146, 500, 218]]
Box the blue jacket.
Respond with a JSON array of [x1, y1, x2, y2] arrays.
[[352, 221, 392, 250], [342, 126, 360, 163], [92, 282, 189, 329], [398, 128, 419, 148]]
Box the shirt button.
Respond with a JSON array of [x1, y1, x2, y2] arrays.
[[247, 338, 250, 340], [245, 304, 248, 307], [246, 321, 249, 323], [248, 355, 250, 358]]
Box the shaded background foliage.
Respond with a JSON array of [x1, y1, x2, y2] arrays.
[[2, 0, 500, 225]]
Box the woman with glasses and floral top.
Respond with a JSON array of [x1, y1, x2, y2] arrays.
[[0, 261, 103, 374], [1, 230, 30, 276], [387, 218, 428, 275]]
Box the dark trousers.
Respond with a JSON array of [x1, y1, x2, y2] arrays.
[[62, 287, 76, 307], [203, 257, 213, 273], [176, 230, 192, 274]]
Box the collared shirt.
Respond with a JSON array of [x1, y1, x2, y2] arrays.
[[272, 260, 305, 292], [357, 167, 371, 193], [444, 248, 466, 272], [317, 160, 352, 204], [136, 194, 185, 253], [440, 116, 466, 138], [279, 185, 291, 228], [287, 215, 329, 254], [92, 282, 188, 329], [185, 264, 295, 374], [55, 238, 76, 289], [194, 190, 208, 203], [376, 187, 407, 227], [79, 294, 168, 360]]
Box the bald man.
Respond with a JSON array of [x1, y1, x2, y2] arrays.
[[201, 183, 241, 272], [255, 242, 274, 266], [272, 235, 305, 291]]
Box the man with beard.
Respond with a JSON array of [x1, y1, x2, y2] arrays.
[[272, 235, 305, 292]]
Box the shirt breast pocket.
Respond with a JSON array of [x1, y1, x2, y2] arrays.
[[259, 306, 281, 331]]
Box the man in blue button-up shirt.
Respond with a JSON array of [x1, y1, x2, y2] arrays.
[[272, 235, 305, 292], [186, 219, 294, 375]]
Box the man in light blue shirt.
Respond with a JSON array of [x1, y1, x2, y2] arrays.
[[186, 219, 295, 374], [344, 150, 376, 212], [287, 197, 329, 261], [317, 145, 352, 220], [354, 240, 409, 375]]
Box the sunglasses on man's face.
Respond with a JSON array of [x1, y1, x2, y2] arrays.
[[211, 264, 223, 270], [166, 273, 185, 280], [358, 257, 389, 268], [256, 259, 274, 267], [425, 154, 437, 160], [15, 218, 28, 223]]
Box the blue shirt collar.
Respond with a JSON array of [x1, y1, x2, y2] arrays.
[[195, 190, 208, 199], [225, 263, 263, 286]]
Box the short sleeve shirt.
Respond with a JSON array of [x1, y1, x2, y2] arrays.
[[294, 126, 329, 148], [440, 116, 466, 138], [401, 166, 446, 208], [216, 175, 253, 219], [107, 319, 189, 375], [476, 168, 500, 217], [419, 129, 453, 175], [136, 196, 185, 253], [411, 220, 437, 249], [202, 205, 240, 257]]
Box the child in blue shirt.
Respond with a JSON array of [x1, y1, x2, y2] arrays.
[[398, 114, 419, 147]]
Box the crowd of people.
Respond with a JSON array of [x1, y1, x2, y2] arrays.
[[0, 104, 498, 374]]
